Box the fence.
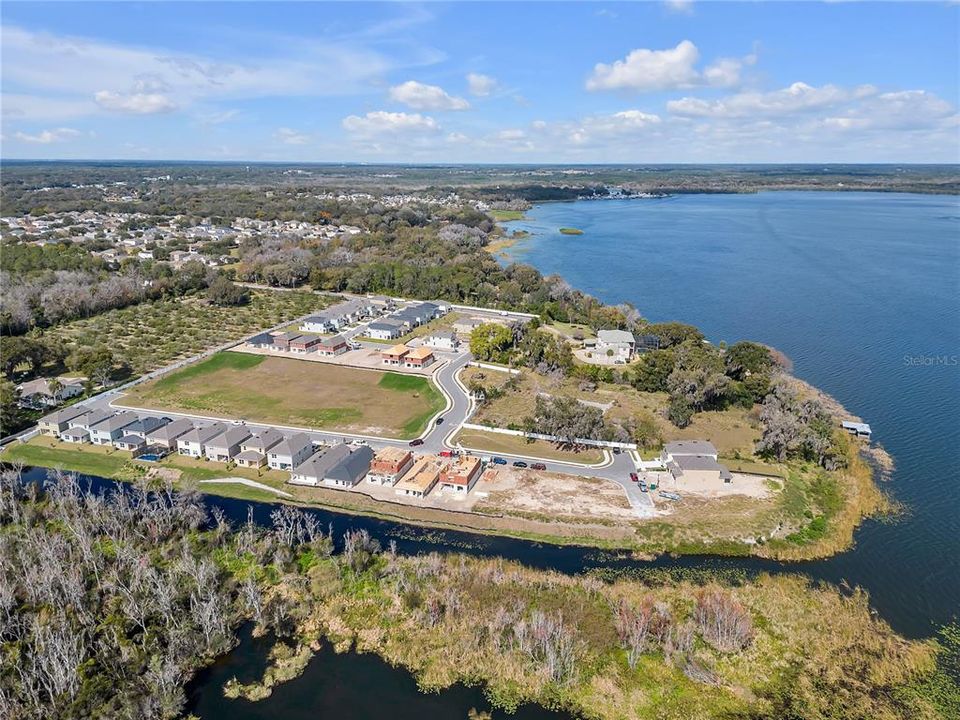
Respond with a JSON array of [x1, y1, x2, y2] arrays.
[[460, 422, 637, 450]]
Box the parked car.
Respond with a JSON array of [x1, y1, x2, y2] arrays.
[[435, 417, 444, 425], [639, 481, 648, 492], [512, 461, 528, 468], [439, 449, 457, 458], [409, 439, 424, 447], [629, 472, 639, 482], [612, 447, 621, 454], [530, 462, 547, 471], [492, 457, 507, 465]]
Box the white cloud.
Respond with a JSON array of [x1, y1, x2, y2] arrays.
[[94, 90, 178, 114], [197, 109, 240, 125], [12, 127, 81, 144], [821, 90, 956, 131], [664, 0, 694, 15], [667, 82, 877, 118], [342, 110, 440, 135], [388, 80, 470, 110], [466, 73, 498, 97], [587, 40, 700, 92], [275, 127, 310, 145]]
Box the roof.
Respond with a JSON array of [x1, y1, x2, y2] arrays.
[[368, 320, 402, 331], [291, 332, 321, 344], [20, 376, 84, 396], [61, 427, 90, 440], [382, 343, 411, 357], [597, 329, 635, 345], [248, 332, 275, 346], [207, 426, 251, 448], [406, 346, 434, 360], [293, 444, 352, 479], [124, 416, 169, 435], [146, 418, 193, 441], [117, 434, 145, 445], [394, 457, 441, 493], [325, 445, 374, 483], [41, 405, 89, 426], [180, 423, 227, 445], [73, 408, 113, 428], [271, 432, 313, 458], [303, 314, 333, 324], [243, 428, 284, 453], [427, 329, 456, 340], [671, 455, 732, 480], [442, 455, 482, 485], [235, 449, 265, 462], [664, 440, 718, 457], [842, 421, 872, 434], [275, 331, 303, 342], [90, 412, 139, 433], [374, 446, 412, 465], [319, 334, 347, 347]]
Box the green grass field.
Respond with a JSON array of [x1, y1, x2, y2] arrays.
[[125, 352, 445, 438], [490, 209, 526, 221]]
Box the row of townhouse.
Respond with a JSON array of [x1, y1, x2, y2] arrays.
[[248, 331, 350, 356], [300, 297, 396, 334], [363, 301, 450, 341], [379, 344, 436, 369]]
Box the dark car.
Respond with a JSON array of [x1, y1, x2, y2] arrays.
[[530, 462, 547, 471], [629, 472, 639, 482], [512, 461, 528, 468], [492, 457, 507, 465], [409, 439, 424, 447], [435, 417, 444, 425]]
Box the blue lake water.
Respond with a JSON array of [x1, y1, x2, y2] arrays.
[[503, 191, 960, 635]]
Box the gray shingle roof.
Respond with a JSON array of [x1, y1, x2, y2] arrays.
[[325, 445, 374, 484], [664, 440, 718, 457], [292, 444, 351, 479], [271, 432, 313, 458]]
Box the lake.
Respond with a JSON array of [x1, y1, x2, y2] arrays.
[[502, 191, 960, 637]]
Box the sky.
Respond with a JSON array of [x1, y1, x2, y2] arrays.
[[2, 1, 959, 163]]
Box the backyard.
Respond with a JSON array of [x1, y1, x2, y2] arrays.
[[40, 290, 335, 376], [122, 352, 445, 438]]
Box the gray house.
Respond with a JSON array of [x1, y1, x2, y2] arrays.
[[236, 429, 284, 468], [124, 416, 170, 439], [60, 426, 91, 444], [89, 412, 140, 446], [323, 445, 374, 488], [68, 408, 113, 432], [145, 418, 194, 450], [177, 423, 228, 457], [267, 432, 314, 471], [290, 444, 351, 485], [204, 426, 252, 462], [38, 405, 90, 437], [661, 440, 718, 464]]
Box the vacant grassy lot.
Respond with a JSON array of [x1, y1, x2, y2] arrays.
[[361, 312, 464, 344], [453, 428, 605, 463], [489, 209, 526, 221], [124, 352, 444, 438], [41, 290, 333, 376]]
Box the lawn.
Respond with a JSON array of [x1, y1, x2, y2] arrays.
[[40, 290, 334, 377], [489, 209, 526, 221], [452, 428, 605, 464], [124, 352, 445, 438]]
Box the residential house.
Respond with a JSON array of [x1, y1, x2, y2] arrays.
[[145, 418, 194, 450], [235, 428, 285, 468], [204, 426, 252, 462], [18, 376, 85, 409], [367, 447, 415, 485], [123, 416, 170, 439], [667, 454, 732, 487], [290, 444, 351, 485], [289, 333, 323, 354], [89, 412, 140, 446], [246, 332, 275, 349], [381, 344, 411, 366], [423, 329, 457, 352], [366, 320, 404, 341], [177, 423, 228, 457], [323, 445, 374, 488], [38, 405, 90, 437], [60, 426, 90, 444], [114, 434, 146, 452], [300, 315, 336, 333], [439, 455, 483, 494], [595, 329, 636, 363], [404, 347, 435, 369], [317, 335, 348, 356], [661, 440, 718, 464], [68, 409, 113, 432], [394, 457, 441, 498], [272, 332, 302, 351], [268, 432, 314, 471]]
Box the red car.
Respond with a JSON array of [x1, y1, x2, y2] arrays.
[[530, 462, 547, 470], [629, 472, 639, 482]]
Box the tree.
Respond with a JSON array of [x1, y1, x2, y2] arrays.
[[631, 349, 676, 393], [469, 323, 514, 363], [632, 413, 662, 450], [0, 378, 23, 435], [667, 396, 694, 428], [644, 322, 704, 348], [724, 341, 773, 380], [206, 276, 250, 307], [67, 346, 115, 387]]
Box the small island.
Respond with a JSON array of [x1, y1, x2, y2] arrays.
[[559, 227, 584, 235]]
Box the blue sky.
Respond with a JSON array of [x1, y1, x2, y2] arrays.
[[2, 1, 958, 162]]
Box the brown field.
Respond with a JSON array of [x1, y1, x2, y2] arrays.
[[122, 352, 444, 438]]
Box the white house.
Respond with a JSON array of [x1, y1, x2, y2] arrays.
[[661, 440, 718, 464], [89, 412, 140, 446], [595, 329, 636, 363], [290, 444, 351, 485], [267, 432, 314, 471], [366, 320, 404, 340], [204, 426, 252, 462], [177, 423, 228, 458], [423, 329, 458, 352]]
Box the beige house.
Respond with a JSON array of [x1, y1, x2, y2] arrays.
[[394, 457, 441, 498]]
